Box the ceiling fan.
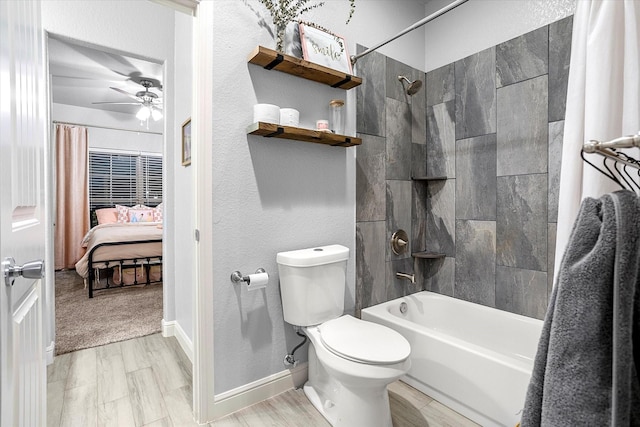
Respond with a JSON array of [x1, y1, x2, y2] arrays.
[[93, 79, 163, 121]]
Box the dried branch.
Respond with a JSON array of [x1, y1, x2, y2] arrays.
[[257, 0, 356, 51]]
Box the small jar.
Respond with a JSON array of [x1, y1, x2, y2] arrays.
[[316, 119, 329, 132], [329, 99, 345, 135]]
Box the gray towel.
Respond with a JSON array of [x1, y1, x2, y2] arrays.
[[521, 190, 640, 426]]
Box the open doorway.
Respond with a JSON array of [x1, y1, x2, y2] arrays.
[[41, 2, 197, 424], [48, 35, 166, 355]]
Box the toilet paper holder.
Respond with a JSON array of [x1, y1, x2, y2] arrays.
[[231, 268, 266, 285]]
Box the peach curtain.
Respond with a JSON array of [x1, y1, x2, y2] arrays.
[[55, 124, 90, 270]]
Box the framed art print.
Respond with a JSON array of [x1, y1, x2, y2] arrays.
[[182, 118, 191, 166]]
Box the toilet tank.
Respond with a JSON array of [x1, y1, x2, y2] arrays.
[[277, 244, 349, 326]]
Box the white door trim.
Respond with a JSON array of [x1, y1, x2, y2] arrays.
[[43, 33, 56, 366], [150, 0, 199, 16], [192, 1, 215, 423]]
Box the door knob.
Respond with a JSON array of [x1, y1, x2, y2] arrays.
[[3, 257, 45, 286]]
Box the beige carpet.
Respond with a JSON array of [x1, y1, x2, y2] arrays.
[[55, 270, 162, 355]]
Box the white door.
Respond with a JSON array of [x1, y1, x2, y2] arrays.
[[0, 1, 48, 426]]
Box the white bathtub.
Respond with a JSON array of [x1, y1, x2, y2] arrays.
[[361, 291, 543, 427]]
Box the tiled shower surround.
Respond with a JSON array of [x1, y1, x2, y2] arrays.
[[355, 16, 573, 320]]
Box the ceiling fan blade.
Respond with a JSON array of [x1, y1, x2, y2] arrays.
[[109, 86, 142, 101], [91, 101, 141, 105]]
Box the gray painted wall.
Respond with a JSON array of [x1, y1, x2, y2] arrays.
[[356, 16, 573, 320], [173, 11, 194, 341], [211, 0, 428, 395], [51, 104, 163, 154], [423, 0, 575, 71]]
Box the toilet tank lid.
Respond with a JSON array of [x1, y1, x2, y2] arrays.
[[277, 244, 349, 267]]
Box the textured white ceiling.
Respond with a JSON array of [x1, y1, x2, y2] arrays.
[[48, 37, 163, 116]]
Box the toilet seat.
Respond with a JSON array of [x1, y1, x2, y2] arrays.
[[318, 315, 410, 365]]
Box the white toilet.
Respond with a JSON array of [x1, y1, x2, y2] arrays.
[[277, 244, 411, 427]]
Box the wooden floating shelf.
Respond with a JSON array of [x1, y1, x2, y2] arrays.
[[248, 46, 362, 90], [247, 122, 361, 147], [412, 251, 446, 259], [412, 176, 447, 181]]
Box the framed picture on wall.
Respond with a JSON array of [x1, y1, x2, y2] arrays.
[[182, 118, 191, 167], [299, 23, 352, 75]]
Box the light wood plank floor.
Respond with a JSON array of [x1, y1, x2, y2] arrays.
[[48, 333, 194, 427], [211, 380, 479, 427], [49, 334, 478, 427]]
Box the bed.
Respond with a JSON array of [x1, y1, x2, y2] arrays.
[[75, 206, 163, 298]]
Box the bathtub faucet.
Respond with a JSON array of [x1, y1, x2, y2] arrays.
[[396, 272, 415, 284]]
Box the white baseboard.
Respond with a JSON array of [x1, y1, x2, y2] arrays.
[[46, 341, 55, 365], [162, 319, 193, 363], [212, 362, 308, 420]]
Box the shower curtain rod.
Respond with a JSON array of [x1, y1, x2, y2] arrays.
[[581, 134, 640, 193], [583, 134, 640, 152], [350, 0, 469, 65], [52, 120, 162, 136], [582, 134, 640, 170]]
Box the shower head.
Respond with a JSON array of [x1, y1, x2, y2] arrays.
[[398, 75, 423, 96]]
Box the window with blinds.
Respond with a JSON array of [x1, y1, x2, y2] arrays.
[[89, 151, 163, 209]]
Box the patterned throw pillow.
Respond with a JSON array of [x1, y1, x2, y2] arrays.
[[115, 205, 130, 223], [153, 203, 163, 222], [128, 208, 155, 223]]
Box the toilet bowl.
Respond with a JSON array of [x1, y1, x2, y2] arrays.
[[276, 245, 411, 427], [302, 315, 411, 427]]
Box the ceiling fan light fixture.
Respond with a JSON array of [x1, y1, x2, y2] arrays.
[[151, 108, 163, 121], [136, 105, 151, 121]]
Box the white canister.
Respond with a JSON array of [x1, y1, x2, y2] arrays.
[[279, 108, 300, 127], [253, 104, 280, 124]]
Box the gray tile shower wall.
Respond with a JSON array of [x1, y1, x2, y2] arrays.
[[423, 16, 572, 319], [455, 47, 497, 140], [496, 26, 548, 88], [455, 220, 497, 307], [496, 174, 548, 271], [455, 134, 497, 221], [355, 43, 428, 316], [355, 46, 386, 137], [355, 15, 573, 320], [425, 179, 455, 257], [426, 100, 455, 178]]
